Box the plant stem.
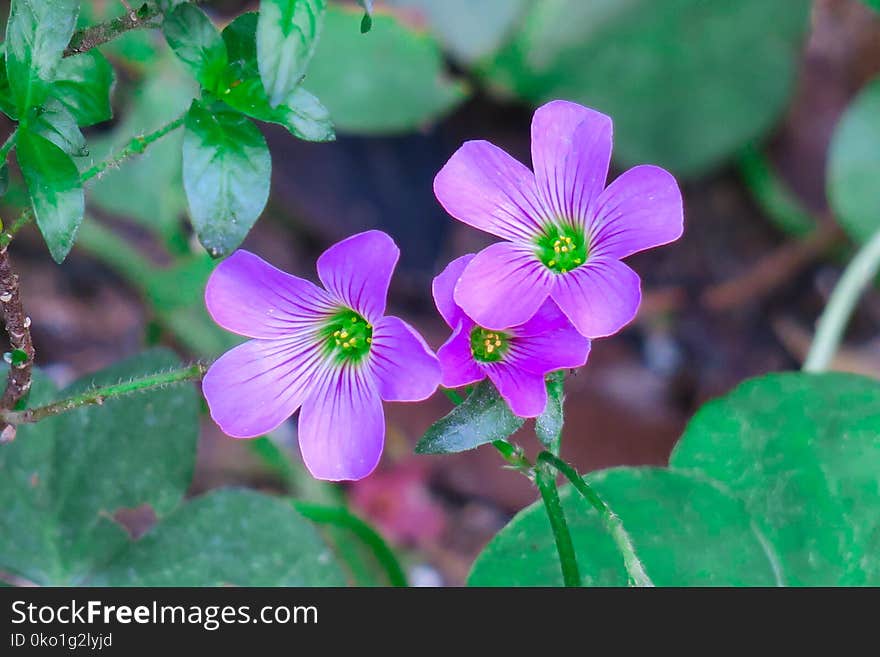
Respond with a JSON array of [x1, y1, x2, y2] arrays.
[[534, 461, 581, 586], [0, 247, 35, 442], [292, 501, 408, 587], [80, 114, 187, 183], [538, 452, 653, 587], [0, 211, 33, 250], [804, 227, 880, 372], [0, 129, 17, 166], [440, 387, 463, 405], [64, 3, 164, 57], [0, 363, 206, 429]]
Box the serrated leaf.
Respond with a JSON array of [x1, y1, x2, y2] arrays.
[[219, 14, 334, 141], [670, 372, 880, 585], [0, 349, 200, 584], [827, 78, 880, 244], [89, 489, 346, 586], [468, 467, 783, 586], [306, 5, 467, 134], [257, 0, 327, 107], [182, 100, 271, 256], [51, 50, 115, 127], [16, 128, 84, 263], [535, 371, 564, 451], [31, 99, 87, 157], [5, 0, 78, 114], [415, 380, 523, 454], [163, 3, 228, 91]]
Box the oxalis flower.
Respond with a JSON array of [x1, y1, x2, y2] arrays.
[[433, 254, 590, 417], [202, 231, 441, 481], [434, 100, 684, 337]]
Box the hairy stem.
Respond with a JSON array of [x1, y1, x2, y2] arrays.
[[804, 227, 880, 371], [0, 248, 35, 441], [535, 461, 581, 586], [292, 501, 408, 587], [0, 130, 17, 166], [80, 114, 187, 183], [0, 363, 206, 429], [537, 452, 654, 587], [64, 3, 163, 57]]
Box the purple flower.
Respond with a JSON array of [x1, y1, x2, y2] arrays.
[[434, 100, 683, 338], [202, 231, 441, 481], [433, 254, 590, 417]]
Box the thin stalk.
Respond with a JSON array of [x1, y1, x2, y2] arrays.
[[538, 452, 653, 587], [0, 363, 206, 428], [292, 501, 408, 587], [535, 461, 581, 586], [64, 3, 163, 57], [0, 130, 17, 166], [804, 227, 880, 372]]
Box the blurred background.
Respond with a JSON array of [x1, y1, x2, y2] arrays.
[[1, 0, 879, 585]]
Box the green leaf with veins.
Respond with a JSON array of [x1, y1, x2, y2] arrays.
[[163, 3, 229, 92], [51, 50, 115, 127], [30, 99, 88, 157]]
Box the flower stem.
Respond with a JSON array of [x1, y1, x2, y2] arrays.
[[292, 501, 408, 587], [80, 114, 187, 183], [0, 246, 35, 442], [534, 460, 581, 586], [0, 363, 207, 430], [804, 227, 880, 372], [63, 3, 163, 57], [537, 452, 653, 587], [0, 129, 17, 166]]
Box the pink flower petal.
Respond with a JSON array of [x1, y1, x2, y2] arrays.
[[297, 364, 385, 481], [434, 140, 546, 242], [432, 253, 475, 329], [437, 322, 485, 389], [203, 335, 325, 438], [205, 250, 336, 339], [551, 257, 642, 338], [317, 230, 399, 323], [454, 242, 554, 330], [589, 165, 684, 259], [369, 315, 441, 402], [508, 326, 591, 375], [531, 100, 612, 228], [486, 364, 548, 418], [511, 297, 574, 337]]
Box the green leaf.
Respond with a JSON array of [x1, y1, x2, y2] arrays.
[[861, 0, 880, 11], [5, 0, 79, 114], [482, 0, 811, 177], [182, 100, 271, 256], [670, 372, 880, 585], [16, 128, 84, 263], [306, 5, 467, 134], [31, 99, 87, 157], [0, 349, 200, 584], [0, 163, 8, 197], [0, 56, 18, 120], [535, 371, 564, 451], [51, 50, 115, 127], [385, 0, 529, 62], [257, 0, 327, 107], [163, 3, 228, 91], [468, 467, 783, 586], [219, 14, 334, 141], [90, 489, 346, 586], [827, 78, 880, 244], [415, 380, 523, 454]]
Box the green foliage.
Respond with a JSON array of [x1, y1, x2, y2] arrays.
[[482, 0, 811, 177], [671, 372, 880, 585], [535, 371, 564, 451], [163, 4, 228, 91], [471, 372, 880, 586], [862, 0, 880, 11], [16, 128, 84, 263], [257, 0, 327, 107], [51, 51, 115, 127], [416, 380, 523, 454], [182, 100, 272, 256], [827, 78, 880, 244], [0, 350, 345, 586], [306, 5, 467, 134], [30, 98, 87, 157]]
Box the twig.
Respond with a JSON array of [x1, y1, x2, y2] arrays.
[[0, 248, 35, 442], [63, 3, 163, 58]]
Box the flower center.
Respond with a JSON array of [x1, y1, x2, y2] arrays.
[[535, 224, 587, 274], [470, 327, 511, 363], [322, 309, 373, 363]]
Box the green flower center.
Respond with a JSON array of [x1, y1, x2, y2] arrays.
[[535, 224, 588, 274], [322, 309, 373, 363], [470, 327, 511, 363]]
